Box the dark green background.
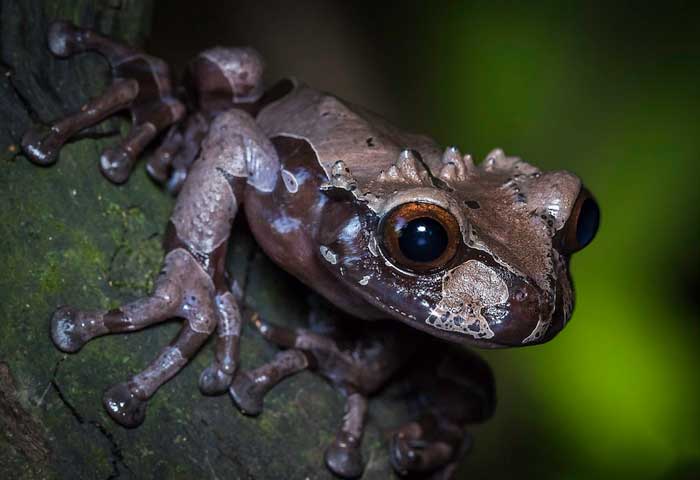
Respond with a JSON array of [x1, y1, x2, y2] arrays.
[[154, 1, 700, 478], [1, 1, 698, 479]]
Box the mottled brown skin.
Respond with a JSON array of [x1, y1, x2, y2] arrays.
[[21, 21, 598, 479]]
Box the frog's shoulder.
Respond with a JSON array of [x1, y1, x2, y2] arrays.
[[256, 82, 443, 194]]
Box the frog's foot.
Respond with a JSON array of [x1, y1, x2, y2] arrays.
[[246, 315, 371, 478], [150, 113, 210, 194], [22, 79, 140, 168], [229, 349, 309, 416], [22, 21, 185, 183], [50, 306, 96, 352], [103, 381, 147, 428], [324, 392, 367, 479], [389, 419, 468, 478], [198, 363, 233, 396], [51, 248, 238, 428], [198, 292, 242, 396]]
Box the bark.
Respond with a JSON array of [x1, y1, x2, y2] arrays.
[[0, 1, 403, 478]]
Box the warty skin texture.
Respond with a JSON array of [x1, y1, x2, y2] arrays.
[[21, 20, 598, 479]]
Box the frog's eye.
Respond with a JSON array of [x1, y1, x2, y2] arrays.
[[562, 188, 600, 253], [380, 202, 461, 272]]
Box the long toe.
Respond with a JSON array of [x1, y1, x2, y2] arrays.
[[103, 382, 147, 428], [325, 441, 364, 479], [199, 364, 233, 396], [229, 372, 263, 416], [100, 147, 132, 184], [50, 306, 87, 353], [47, 20, 80, 57], [22, 126, 60, 165], [389, 433, 421, 475]]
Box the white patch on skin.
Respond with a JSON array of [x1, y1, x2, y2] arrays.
[[522, 250, 570, 344], [272, 215, 301, 234], [321, 160, 358, 192], [552, 249, 573, 324], [25, 144, 48, 162], [469, 233, 524, 281], [320, 245, 338, 264], [54, 315, 75, 347], [358, 275, 370, 286], [522, 315, 549, 344], [426, 260, 508, 339], [368, 236, 379, 257], [132, 346, 187, 396], [200, 47, 263, 103], [281, 169, 299, 193]]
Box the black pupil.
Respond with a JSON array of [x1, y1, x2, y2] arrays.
[[576, 198, 600, 248], [397, 217, 448, 263]]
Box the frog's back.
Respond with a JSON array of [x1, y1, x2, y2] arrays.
[[256, 82, 444, 189], [244, 83, 445, 319]]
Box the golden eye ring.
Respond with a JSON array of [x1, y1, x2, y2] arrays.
[[380, 202, 461, 273]]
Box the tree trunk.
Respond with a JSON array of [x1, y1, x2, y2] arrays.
[[0, 1, 403, 478]]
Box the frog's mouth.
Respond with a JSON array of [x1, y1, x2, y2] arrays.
[[321, 248, 564, 349], [417, 257, 568, 347], [315, 197, 572, 348]]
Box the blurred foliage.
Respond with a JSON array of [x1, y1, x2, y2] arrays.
[[156, 1, 700, 478], [370, 2, 700, 479]]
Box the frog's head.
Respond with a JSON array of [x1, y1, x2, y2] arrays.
[[318, 148, 599, 348]]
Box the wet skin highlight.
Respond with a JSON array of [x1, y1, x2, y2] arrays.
[[22, 20, 599, 479]]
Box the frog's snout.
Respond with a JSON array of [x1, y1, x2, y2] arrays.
[[425, 259, 561, 347], [481, 279, 549, 346]]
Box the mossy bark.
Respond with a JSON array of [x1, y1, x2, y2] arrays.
[[0, 1, 403, 478]]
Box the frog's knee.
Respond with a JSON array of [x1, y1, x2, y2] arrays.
[[188, 46, 265, 109]]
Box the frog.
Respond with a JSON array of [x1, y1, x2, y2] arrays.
[[21, 21, 599, 479]]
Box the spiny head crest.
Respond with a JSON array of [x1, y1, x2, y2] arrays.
[[481, 148, 539, 176], [438, 146, 474, 182], [375, 149, 433, 187]]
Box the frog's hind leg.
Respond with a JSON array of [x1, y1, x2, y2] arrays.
[[198, 291, 243, 395], [50, 248, 189, 353], [229, 348, 310, 415], [21, 78, 140, 169], [389, 347, 495, 479], [22, 21, 185, 183], [149, 113, 210, 193], [324, 390, 368, 479], [51, 248, 219, 428], [234, 315, 401, 479], [146, 45, 267, 192]]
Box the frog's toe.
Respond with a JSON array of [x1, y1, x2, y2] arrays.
[[389, 432, 421, 475], [100, 145, 134, 184], [47, 20, 81, 57], [389, 426, 456, 476], [50, 306, 89, 353], [199, 365, 233, 396], [324, 436, 364, 479], [21, 125, 60, 166], [229, 371, 264, 416], [103, 382, 147, 428]]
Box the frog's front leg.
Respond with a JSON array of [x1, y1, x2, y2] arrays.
[[50, 109, 278, 427], [22, 21, 185, 183]]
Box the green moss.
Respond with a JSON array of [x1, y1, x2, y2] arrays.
[[104, 202, 164, 294], [0, 2, 400, 478]]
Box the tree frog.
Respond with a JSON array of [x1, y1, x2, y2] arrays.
[[22, 21, 599, 479]]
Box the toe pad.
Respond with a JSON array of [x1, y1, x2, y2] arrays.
[[103, 382, 147, 428], [325, 441, 364, 479], [229, 373, 263, 416], [50, 306, 87, 353]]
